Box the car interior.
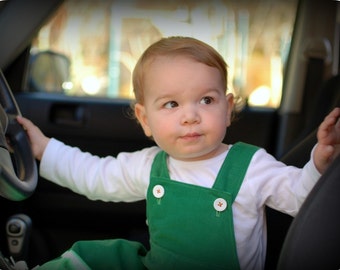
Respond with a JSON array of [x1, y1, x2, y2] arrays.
[[0, 0, 339, 269]]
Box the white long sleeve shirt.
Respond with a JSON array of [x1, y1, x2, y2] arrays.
[[40, 138, 320, 270]]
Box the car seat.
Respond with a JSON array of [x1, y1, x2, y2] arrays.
[[265, 74, 340, 270], [277, 154, 340, 270], [274, 74, 340, 268]]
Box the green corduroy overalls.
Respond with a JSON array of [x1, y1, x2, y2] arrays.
[[37, 142, 258, 270]]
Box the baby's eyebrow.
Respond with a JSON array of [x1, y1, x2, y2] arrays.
[[202, 88, 225, 95], [153, 94, 175, 104]]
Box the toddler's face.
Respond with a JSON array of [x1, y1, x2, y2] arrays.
[[135, 56, 233, 161]]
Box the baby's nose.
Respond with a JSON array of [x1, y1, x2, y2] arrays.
[[181, 106, 200, 124]]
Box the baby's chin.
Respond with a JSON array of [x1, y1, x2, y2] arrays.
[[169, 144, 228, 162]]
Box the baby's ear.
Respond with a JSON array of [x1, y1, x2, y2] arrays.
[[134, 103, 152, 137]]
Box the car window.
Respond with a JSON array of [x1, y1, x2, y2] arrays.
[[29, 0, 298, 108]]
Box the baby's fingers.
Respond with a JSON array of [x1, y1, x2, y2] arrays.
[[16, 115, 34, 130], [317, 107, 340, 142]]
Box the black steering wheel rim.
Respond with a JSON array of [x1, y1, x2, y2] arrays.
[[0, 69, 37, 201]]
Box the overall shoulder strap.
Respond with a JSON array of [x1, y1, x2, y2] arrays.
[[150, 150, 170, 179], [214, 142, 259, 203]]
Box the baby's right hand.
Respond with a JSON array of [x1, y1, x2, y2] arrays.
[[16, 116, 50, 160]]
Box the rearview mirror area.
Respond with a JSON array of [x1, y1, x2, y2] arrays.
[[28, 50, 71, 94]]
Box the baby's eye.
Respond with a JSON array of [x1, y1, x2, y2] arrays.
[[200, 96, 214, 105], [164, 101, 178, 109]]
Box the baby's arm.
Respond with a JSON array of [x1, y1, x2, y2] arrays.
[[314, 107, 340, 174], [16, 116, 50, 160]]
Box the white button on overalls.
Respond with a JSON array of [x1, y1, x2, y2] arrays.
[[214, 198, 227, 212], [153, 185, 165, 198]]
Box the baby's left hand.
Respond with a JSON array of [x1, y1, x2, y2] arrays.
[[314, 107, 340, 174]]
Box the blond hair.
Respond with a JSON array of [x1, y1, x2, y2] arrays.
[[132, 36, 228, 105]]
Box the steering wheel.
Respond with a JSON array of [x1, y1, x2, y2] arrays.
[[0, 69, 37, 201]]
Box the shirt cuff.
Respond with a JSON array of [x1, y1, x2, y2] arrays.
[[39, 138, 63, 179]]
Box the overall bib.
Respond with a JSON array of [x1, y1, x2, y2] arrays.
[[37, 142, 258, 270]]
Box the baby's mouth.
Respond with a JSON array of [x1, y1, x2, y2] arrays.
[[180, 132, 201, 140]]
